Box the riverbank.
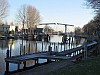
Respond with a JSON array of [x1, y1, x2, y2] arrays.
[[48, 38, 100, 75], [48, 56, 100, 75], [12, 60, 74, 75], [11, 55, 100, 75], [11, 40, 100, 75]]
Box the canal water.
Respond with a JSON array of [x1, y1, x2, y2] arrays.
[[0, 35, 82, 75]]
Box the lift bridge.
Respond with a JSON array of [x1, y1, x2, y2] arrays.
[[38, 23, 74, 43], [38, 23, 74, 34]]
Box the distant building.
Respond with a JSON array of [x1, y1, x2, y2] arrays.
[[34, 28, 43, 35], [9, 25, 15, 31], [0, 25, 10, 35]]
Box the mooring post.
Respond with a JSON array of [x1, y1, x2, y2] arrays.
[[20, 44, 22, 55], [49, 42, 51, 47], [24, 45, 25, 55], [9, 45, 12, 57], [5, 49, 9, 73], [74, 52, 76, 56], [28, 43, 30, 54], [69, 37, 71, 47], [17, 64, 20, 70], [72, 36, 74, 45], [72, 52, 74, 56], [35, 42, 37, 52], [56, 46, 58, 52], [23, 61, 26, 69], [42, 42, 43, 52], [54, 43, 55, 51], [64, 43, 65, 51], [61, 43, 62, 51], [48, 45, 52, 53], [47, 46, 52, 62], [35, 59, 38, 65]]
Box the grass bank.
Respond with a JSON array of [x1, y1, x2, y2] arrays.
[[48, 56, 100, 75], [47, 38, 100, 75]]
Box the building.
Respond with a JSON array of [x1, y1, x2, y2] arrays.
[[34, 28, 43, 35], [0, 25, 10, 35]]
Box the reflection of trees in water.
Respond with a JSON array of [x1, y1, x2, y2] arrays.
[[44, 42, 48, 51], [0, 52, 5, 75], [0, 40, 9, 50], [26, 60, 35, 67], [21, 41, 36, 54], [75, 38, 82, 45]]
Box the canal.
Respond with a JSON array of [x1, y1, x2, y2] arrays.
[[0, 35, 83, 75]]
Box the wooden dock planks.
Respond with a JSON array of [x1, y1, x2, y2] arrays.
[[5, 41, 97, 64], [5, 52, 71, 64]]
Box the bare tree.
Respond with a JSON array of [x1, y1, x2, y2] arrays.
[[0, 0, 9, 20], [16, 5, 27, 29], [27, 5, 40, 33], [75, 27, 82, 35], [86, 0, 100, 12], [16, 5, 40, 33], [44, 25, 54, 34]]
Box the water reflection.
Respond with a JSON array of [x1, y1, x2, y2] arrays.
[[0, 40, 9, 50], [0, 35, 82, 75]]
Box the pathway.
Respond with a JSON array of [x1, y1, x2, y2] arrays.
[[12, 60, 74, 75]]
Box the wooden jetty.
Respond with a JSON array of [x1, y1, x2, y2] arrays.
[[4, 41, 97, 74]]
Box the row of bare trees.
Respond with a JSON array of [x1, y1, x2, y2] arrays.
[[81, 0, 100, 37], [16, 5, 40, 33], [0, 0, 9, 22], [74, 0, 100, 37], [0, 0, 40, 33]]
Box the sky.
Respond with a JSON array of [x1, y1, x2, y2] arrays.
[[6, 0, 95, 32]]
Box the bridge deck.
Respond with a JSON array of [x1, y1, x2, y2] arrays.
[[5, 41, 97, 64], [5, 52, 71, 64]]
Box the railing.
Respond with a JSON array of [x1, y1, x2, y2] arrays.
[[4, 40, 97, 74]]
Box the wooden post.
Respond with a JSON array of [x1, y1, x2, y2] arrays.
[[49, 42, 51, 47], [20, 44, 22, 55], [24, 45, 25, 55], [5, 49, 9, 73], [48, 46, 52, 53], [42, 42, 43, 52], [61, 43, 62, 52], [56, 46, 58, 52], [10, 45, 12, 57], [65, 43, 67, 50], [64, 43, 65, 51], [35, 42, 37, 52], [23, 61, 26, 69], [37, 59, 38, 65], [35, 59, 38, 65], [54, 43, 55, 51], [28, 43, 30, 54], [72, 37, 74, 44], [69, 37, 71, 48], [35, 59, 36, 65], [47, 46, 52, 62], [18, 64, 20, 70]]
